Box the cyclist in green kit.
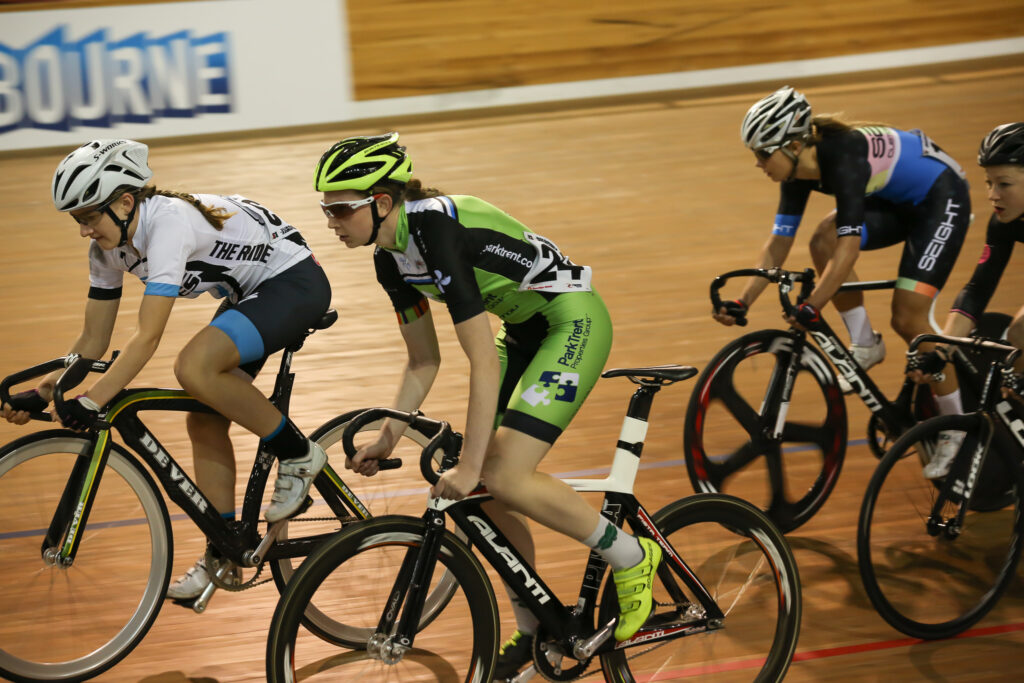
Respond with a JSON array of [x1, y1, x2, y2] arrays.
[[315, 132, 660, 679]]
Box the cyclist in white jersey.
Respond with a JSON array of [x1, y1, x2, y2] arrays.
[[1, 139, 333, 600]]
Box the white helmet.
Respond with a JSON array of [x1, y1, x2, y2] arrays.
[[52, 139, 153, 212], [741, 86, 812, 153]]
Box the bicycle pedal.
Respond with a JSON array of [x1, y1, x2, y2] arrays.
[[295, 495, 314, 517]]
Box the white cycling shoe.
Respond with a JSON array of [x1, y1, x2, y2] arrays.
[[838, 331, 886, 394], [166, 557, 240, 600], [265, 439, 327, 523], [923, 430, 967, 479]]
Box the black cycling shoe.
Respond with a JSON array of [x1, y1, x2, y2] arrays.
[[493, 630, 533, 680]]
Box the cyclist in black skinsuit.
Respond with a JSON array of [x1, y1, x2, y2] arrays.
[[713, 86, 974, 472], [908, 122, 1024, 477]]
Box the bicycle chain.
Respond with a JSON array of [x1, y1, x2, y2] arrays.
[[207, 514, 357, 592]]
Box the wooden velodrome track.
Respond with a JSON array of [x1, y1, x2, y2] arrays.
[[1, 1, 1024, 681]]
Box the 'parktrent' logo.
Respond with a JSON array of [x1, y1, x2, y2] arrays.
[[483, 243, 533, 267], [0, 27, 232, 134]]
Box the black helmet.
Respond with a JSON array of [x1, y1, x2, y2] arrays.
[[978, 122, 1024, 167]]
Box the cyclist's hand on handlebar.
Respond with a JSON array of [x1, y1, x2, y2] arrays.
[[1002, 370, 1024, 401], [905, 347, 950, 384], [430, 464, 481, 501], [56, 395, 102, 431], [347, 436, 394, 477], [785, 302, 822, 331], [712, 299, 748, 327], [2, 389, 49, 425]]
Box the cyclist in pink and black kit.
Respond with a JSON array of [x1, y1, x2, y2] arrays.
[[908, 122, 1024, 477], [713, 86, 972, 466]]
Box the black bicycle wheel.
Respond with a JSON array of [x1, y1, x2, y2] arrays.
[[266, 515, 498, 683], [0, 430, 172, 682], [858, 413, 1024, 639], [268, 410, 460, 648], [598, 494, 801, 682], [684, 329, 847, 532]]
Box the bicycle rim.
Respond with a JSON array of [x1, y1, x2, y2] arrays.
[[0, 432, 171, 681], [858, 414, 1024, 639], [267, 515, 497, 683], [269, 411, 460, 647], [684, 329, 847, 532], [600, 494, 801, 682]]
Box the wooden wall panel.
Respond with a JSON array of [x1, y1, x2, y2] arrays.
[[346, 0, 1024, 99]]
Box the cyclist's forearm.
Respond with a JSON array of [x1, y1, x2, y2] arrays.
[[39, 298, 119, 397], [460, 356, 500, 477], [86, 333, 160, 406], [383, 361, 439, 445], [740, 235, 793, 304]]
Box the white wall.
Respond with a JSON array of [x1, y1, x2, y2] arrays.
[[0, 0, 352, 151]]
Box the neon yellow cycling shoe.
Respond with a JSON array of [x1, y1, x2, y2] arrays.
[[612, 536, 662, 641]]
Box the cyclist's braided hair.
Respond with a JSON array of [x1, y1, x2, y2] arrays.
[[131, 185, 233, 230], [366, 177, 445, 204]]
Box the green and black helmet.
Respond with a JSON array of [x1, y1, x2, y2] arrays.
[[314, 132, 412, 192]]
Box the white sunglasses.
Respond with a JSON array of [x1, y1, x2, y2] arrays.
[[320, 194, 381, 219]]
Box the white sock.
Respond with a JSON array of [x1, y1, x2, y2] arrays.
[[584, 517, 642, 570], [934, 389, 963, 416], [839, 306, 875, 347], [502, 587, 539, 635]]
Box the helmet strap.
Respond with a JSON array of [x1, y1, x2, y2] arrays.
[[780, 141, 802, 182], [365, 193, 394, 246], [103, 195, 139, 247]]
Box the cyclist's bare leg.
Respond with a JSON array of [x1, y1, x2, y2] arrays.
[[175, 326, 283, 437], [186, 411, 236, 515], [482, 426, 602, 542], [808, 210, 865, 313], [892, 288, 958, 396]]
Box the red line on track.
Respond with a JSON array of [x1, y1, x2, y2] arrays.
[[621, 622, 1024, 680]]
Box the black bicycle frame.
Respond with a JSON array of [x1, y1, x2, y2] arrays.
[[376, 382, 724, 658], [921, 335, 1024, 527], [37, 347, 359, 568]]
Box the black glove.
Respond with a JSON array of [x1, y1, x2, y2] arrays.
[[7, 389, 49, 413], [57, 395, 102, 431], [1003, 369, 1024, 397], [906, 347, 950, 376], [720, 299, 748, 326], [793, 302, 821, 329]]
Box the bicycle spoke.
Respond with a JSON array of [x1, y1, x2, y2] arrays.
[[712, 379, 763, 437]]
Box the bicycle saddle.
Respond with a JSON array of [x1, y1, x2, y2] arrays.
[[313, 309, 338, 330], [602, 364, 697, 383]]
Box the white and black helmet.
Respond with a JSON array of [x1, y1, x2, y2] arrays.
[[741, 86, 813, 154], [52, 139, 153, 212], [978, 122, 1024, 167]]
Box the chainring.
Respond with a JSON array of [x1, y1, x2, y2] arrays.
[[531, 623, 592, 681]]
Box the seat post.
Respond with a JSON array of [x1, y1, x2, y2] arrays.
[[625, 384, 660, 422]]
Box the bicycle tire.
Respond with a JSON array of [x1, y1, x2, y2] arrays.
[[599, 493, 801, 682], [268, 409, 461, 648], [684, 328, 847, 532], [266, 515, 498, 683], [858, 413, 1024, 639], [0, 430, 172, 682]]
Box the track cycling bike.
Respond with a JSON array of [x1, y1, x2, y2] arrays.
[[683, 267, 1013, 533], [858, 332, 1024, 640], [0, 310, 456, 682], [266, 365, 802, 683]]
